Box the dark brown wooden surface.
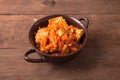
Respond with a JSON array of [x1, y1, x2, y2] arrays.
[[0, 0, 120, 80]]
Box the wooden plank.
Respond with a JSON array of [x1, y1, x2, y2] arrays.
[[0, 15, 45, 48], [0, 14, 120, 49], [0, 0, 119, 15], [0, 0, 120, 80], [0, 47, 120, 80]]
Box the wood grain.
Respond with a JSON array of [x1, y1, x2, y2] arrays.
[[0, 0, 119, 15], [0, 0, 120, 80]]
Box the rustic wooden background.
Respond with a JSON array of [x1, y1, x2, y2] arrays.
[[0, 0, 120, 80]]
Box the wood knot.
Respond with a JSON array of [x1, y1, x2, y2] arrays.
[[43, 0, 56, 6]]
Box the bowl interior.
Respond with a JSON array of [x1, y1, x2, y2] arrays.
[[29, 15, 87, 56]]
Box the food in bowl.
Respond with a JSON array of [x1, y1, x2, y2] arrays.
[[35, 16, 84, 56]]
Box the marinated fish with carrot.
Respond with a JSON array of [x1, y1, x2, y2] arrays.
[[35, 16, 84, 56]]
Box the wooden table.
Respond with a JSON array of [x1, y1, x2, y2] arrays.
[[0, 0, 120, 80]]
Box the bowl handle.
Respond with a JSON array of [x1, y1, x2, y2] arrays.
[[24, 49, 48, 63], [79, 17, 89, 28]]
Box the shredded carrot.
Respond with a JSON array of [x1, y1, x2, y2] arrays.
[[35, 16, 83, 56]]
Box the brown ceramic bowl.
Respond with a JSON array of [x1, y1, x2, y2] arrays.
[[24, 14, 89, 63]]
